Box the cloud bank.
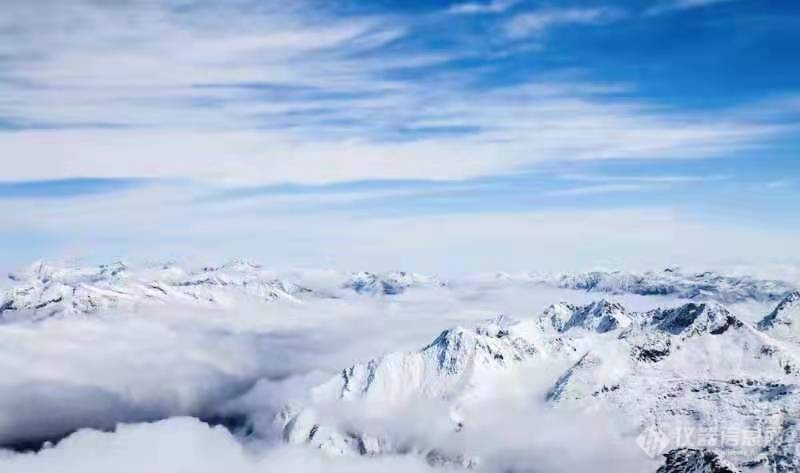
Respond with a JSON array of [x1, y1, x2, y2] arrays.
[[0, 280, 680, 472]]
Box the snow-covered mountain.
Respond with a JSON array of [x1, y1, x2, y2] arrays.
[[0, 262, 455, 320], [523, 268, 795, 303], [656, 449, 740, 473], [3, 261, 793, 321], [757, 290, 800, 341], [537, 299, 632, 334], [273, 297, 800, 471], [276, 313, 574, 464], [343, 271, 446, 295], [0, 260, 311, 319], [3, 260, 800, 471]]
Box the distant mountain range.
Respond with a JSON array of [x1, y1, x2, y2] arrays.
[[1, 261, 796, 320], [508, 268, 795, 303]]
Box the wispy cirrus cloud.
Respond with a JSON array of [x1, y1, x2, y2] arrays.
[[645, 0, 742, 16], [559, 173, 732, 184], [544, 183, 650, 197], [0, 0, 790, 187], [503, 7, 623, 38], [765, 179, 795, 190], [0, 178, 149, 199], [544, 173, 729, 197], [446, 0, 520, 15]]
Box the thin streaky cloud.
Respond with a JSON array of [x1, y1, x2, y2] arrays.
[[765, 179, 794, 189], [447, 0, 520, 15], [0, 0, 790, 185], [503, 7, 622, 38], [543, 183, 651, 197], [559, 173, 732, 184], [645, 0, 742, 16]]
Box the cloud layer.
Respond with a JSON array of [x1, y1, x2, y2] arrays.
[[0, 279, 693, 472], [0, 0, 789, 184]]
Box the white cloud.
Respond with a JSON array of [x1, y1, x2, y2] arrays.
[[0, 101, 782, 184], [765, 179, 794, 189], [0, 311, 278, 445], [544, 183, 650, 196], [0, 278, 744, 473], [0, 269, 685, 471], [0, 0, 787, 184], [447, 0, 519, 15], [504, 7, 621, 38], [547, 173, 732, 195], [0, 257, 683, 452], [0, 417, 438, 473], [2, 182, 797, 275], [645, 0, 741, 16], [559, 173, 731, 184]]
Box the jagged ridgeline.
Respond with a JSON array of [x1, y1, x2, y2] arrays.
[[1, 261, 795, 319], [274, 297, 800, 470]]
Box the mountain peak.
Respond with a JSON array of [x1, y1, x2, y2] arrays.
[[657, 448, 740, 473], [344, 271, 444, 295], [757, 290, 800, 336], [645, 302, 742, 337], [539, 299, 631, 334]]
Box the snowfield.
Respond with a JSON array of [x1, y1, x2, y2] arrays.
[[0, 261, 798, 473]]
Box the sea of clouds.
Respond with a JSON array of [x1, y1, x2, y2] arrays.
[[0, 277, 777, 472]]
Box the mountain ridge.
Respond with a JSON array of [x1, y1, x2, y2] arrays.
[[2, 261, 796, 321], [273, 297, 800, 471]]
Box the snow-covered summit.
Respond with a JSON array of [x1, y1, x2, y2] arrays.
[[170, 259, 310, 301], [657, 449, 740, 473], [2, 262, 794, 321], [757, 291, 800, 340], [527, 268, 795, 303], [278, 315, 575, 456], [641, 302, 742, 338], [8, 260, 129, 285], [272, 298, 800, 469], [343, 271, 446, 295], [538, 299, 632, 334], [0, 260, 311, 319]]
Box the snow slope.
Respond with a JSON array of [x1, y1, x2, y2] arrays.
[[275, 298, 800, 471], [0, 260, 311, 320], [757, 291, 800, 341]]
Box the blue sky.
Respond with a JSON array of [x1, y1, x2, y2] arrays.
[[0, 0, 798, 272]]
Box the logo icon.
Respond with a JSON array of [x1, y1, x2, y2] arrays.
[[636, 425, 671, 459]]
